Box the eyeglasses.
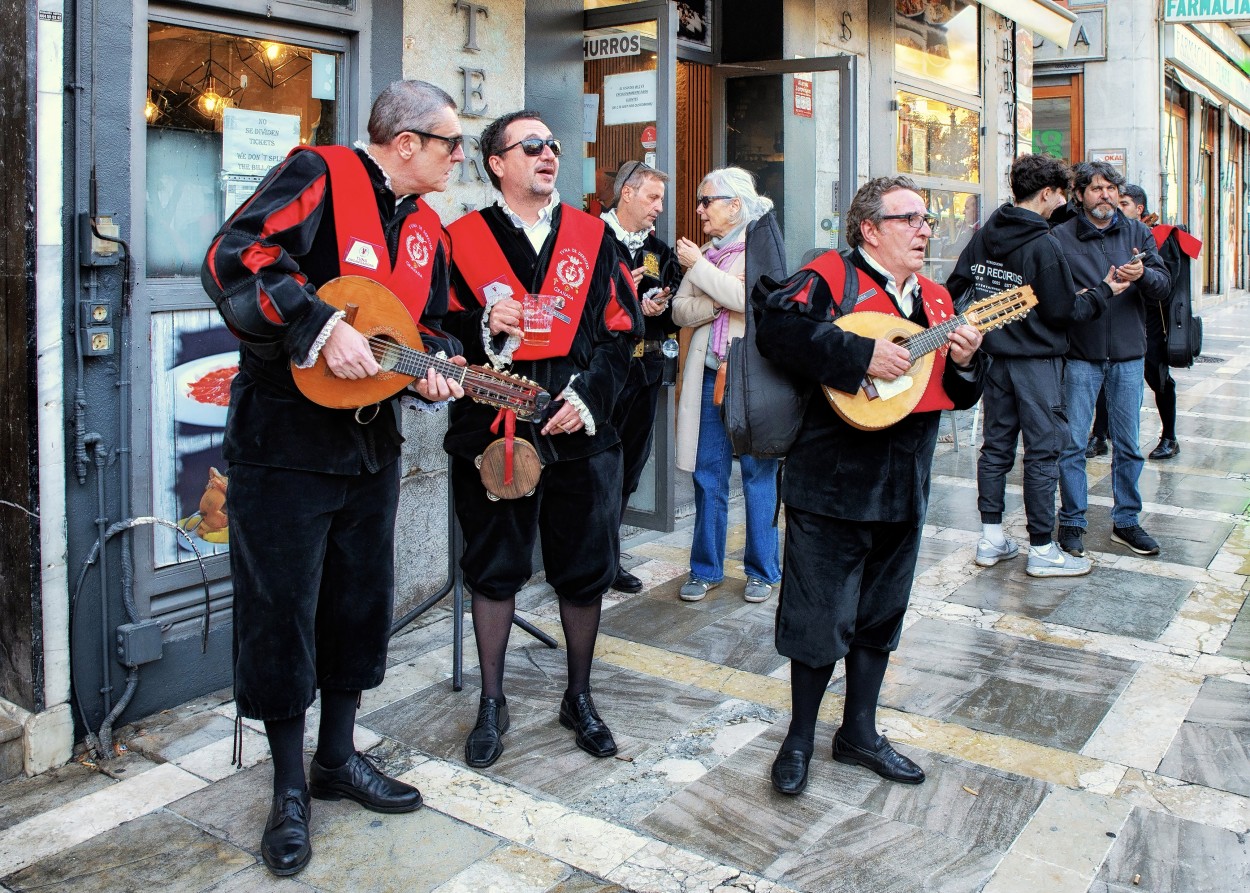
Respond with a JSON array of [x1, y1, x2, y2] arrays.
[[696, 195, 734, 209], [500, 137, 562, 157], [878, 211, 939, 230], [405, 129, 464, 154]]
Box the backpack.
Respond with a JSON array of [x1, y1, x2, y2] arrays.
[[1152, 224, 1203, 368]]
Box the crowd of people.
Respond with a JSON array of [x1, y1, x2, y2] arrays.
[[201, 80, 1190, 876]]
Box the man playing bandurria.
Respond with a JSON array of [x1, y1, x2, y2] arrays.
[[756, 176, 986, 795], [443, 110, 641, 769]]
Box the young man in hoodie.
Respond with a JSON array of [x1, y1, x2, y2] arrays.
[[947, 154, 1124, 576]]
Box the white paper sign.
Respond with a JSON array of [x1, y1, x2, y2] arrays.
[[603, 70, 657, 126], [583, 94, 600, 142], [222, 108, 302, 175], [222, 174, 265, 218]]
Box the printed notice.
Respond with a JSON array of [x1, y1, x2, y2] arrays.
[[603, 70, 657, 126], [222, 108, 302, 176]]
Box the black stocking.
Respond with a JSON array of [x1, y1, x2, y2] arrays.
[[559, 597, 603, 697], [472, 592, 515, 699], [841, 645, 890, 748], [315, 689, 359, 769], [781, 659, 837, 756], [264, 714, 307, 794]]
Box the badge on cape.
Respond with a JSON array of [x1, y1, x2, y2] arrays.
[[642, 251, 661, 279]]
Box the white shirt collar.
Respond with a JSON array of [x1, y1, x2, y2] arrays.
[[497, 190, 560, 252], [602, 208, 649, 251], [859, 248, 919, 317]]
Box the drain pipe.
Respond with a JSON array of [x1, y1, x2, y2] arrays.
[[86, 434, 112, 717]]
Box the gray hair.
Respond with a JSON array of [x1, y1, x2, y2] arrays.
[[1072, 160, 1125, 194], [845, 175, 921, 249], [699, 167, 773, 224], [613, 160, 669, 202], [368, 80, 458, 145]]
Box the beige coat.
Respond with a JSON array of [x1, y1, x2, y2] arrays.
[[671, 238, 747, 472]]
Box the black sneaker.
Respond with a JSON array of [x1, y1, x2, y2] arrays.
[[1085, 436, 1108, 458], [1058, 525, 1086, 557], [1111, 525, 1160, 556]]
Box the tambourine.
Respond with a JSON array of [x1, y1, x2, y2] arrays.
[[475, 437, 543, 500]]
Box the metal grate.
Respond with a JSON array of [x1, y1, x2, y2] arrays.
[[1194, 355, 1226, 364]]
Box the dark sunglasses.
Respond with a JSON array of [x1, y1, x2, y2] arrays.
[[696, 194, 734, 209], [501, 137, 562, 157], [878, 211, 939, 230], [405, 129, 464, 154]]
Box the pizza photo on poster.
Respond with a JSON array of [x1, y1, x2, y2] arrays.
[[674, 0, 712, 50]]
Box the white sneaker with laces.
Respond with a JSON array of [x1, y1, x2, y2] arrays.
[[974, 538, 1019, 567], [1026, 544, 1093, 577]]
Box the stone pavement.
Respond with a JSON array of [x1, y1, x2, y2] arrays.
[[2, 298, 1250, 893]]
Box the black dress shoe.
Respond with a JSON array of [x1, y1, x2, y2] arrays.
[[465, 696, 510, 768], [1148, 437, 1179, 460], [611, 568, 644, 594], [1085, 435, 1108, 458], [309, 751, 423, 813], [261, 786, 311, 877], [832, 731, 925, 785], [770, 749, 812, 795], [559, 691, 618, 757]]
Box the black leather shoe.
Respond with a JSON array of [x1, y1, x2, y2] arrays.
[[770, 749, 812, 795], [1148, 437, 1179, 460], [261, 786, 311, 877], [1085, 435, 1108, 458], [309, 751, 423, 813], [465, 696, 510, 768], [559, 691, 618, 757], [611, 568, 644, 594], [832, 731, 925, 785]]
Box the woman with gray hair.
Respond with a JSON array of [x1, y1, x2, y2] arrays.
[[671, 167, 786, 605]]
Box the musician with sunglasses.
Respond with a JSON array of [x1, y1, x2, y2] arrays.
[[442, 110, 641, 770], [201, 81, 469, 877], [755, 176, 986, 796], [602, 161, 683, 594]]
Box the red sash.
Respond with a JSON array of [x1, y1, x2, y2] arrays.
[[448, 205, 606, 360], [1151, 224, 1202, 259], [295, 145, 444, 324], [805, 253, 955, 414]]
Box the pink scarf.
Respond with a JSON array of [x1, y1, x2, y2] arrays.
[[704, 240, 746, 360]]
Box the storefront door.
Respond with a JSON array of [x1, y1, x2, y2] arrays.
[[714, 57, 858, 271], [583, 1, 678, 530]]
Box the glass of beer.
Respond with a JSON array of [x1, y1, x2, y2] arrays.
[[522, 293, 556, 347]]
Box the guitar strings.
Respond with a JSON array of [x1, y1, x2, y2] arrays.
[[359, 334, 540, 410]]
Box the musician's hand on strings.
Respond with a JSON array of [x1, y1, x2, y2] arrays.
[[946, 324, 982, 366], [867, 339, 912, 381], [322, 321, 381, 379], [488, 297, 524, 338], [540, 396, 584, 436], [413, 355, 467, 401]]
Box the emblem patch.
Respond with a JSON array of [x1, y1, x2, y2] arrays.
[[555, 250, 589, 291], [405, 227, 432, 272], [344, 239, 380, 271]]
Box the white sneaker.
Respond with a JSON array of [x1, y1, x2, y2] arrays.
[[1026, 545, 1093, 577], [744, 579, 775, 603], [974, 538, 1019, 567]]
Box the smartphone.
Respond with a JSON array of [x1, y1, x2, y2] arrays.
[[1125, 249, 1148, 264]]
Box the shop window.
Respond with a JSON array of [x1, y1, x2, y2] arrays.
[[145, 22, 342, 278], [1033, 75, 1084, 164], [1162, 88, 1187, 225], [920, 189, 979, 286], [894, 1, 979, 96], [896, 91, 980, 184]]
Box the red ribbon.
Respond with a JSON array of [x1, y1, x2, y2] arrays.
[[490, 407, 517, 485]]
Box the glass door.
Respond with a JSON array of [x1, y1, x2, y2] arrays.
[[584, 0, 677, 530], [715, 57, 857, 272]]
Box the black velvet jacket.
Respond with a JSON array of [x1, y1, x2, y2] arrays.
[[756, 251, 987, 524], [201, 147, 459, 474], [442, 204, 642, 465]]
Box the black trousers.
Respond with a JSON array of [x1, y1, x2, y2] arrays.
[[976, 356, 1067, 544], [612, 354, 664, 522], [451, 445, 622, 604], [775, 506, 923, 668], [229, 461, 399, 721]]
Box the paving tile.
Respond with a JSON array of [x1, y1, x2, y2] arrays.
[[430, 843, 569, 893], [981, 853, 1092, 893], [201, 864, 321, 891], [599, 578, 747, 648], [1127, 466, 1250, 515], [1219, 598, 1250, 660], [0, 762, 115, 834], [915, 536, 965, 574], [1157, 676, 1250, 797], [1007, 786, 1132, 878], [544, 871, 629, 893], [1090, 807, 1250, 893], [1079, 505, 1235, 570], [1, 810, 253, 892]]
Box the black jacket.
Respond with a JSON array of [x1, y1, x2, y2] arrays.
[[1051, 211, 1171, 362], [610, 231, 681, 342], [945, 203, 1107, 358], [756, 250, 986, 524]]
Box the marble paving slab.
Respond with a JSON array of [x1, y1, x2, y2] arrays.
[[0, 761, 116, 833], [1091, 807, 1250, 893], [1219, 599, 1250, 660], [1100, 467, 1250, 516], [1157, 676, 1250, 797], [1078, 505, 1235, 570]]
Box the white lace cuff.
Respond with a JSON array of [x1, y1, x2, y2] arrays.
[[561, 380, 596, 436], [294, 310, 347, 369], [641, 286, 665, 302], [480, 287, 521, 369]]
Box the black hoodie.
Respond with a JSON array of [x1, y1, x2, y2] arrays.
[[946, 203, 1108, 359]]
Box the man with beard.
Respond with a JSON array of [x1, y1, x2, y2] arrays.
[[1051, 162, 1170, 559], [443, 110, 641, 769], [602, 161, 681, 592]]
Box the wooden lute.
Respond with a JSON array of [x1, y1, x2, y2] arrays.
[[823, 285, 1037, 431], [292, 276, 550, 419]]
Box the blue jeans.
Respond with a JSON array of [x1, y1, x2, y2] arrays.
[[690, 367, 781, 584], [1058, 358, 1145, 530]]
